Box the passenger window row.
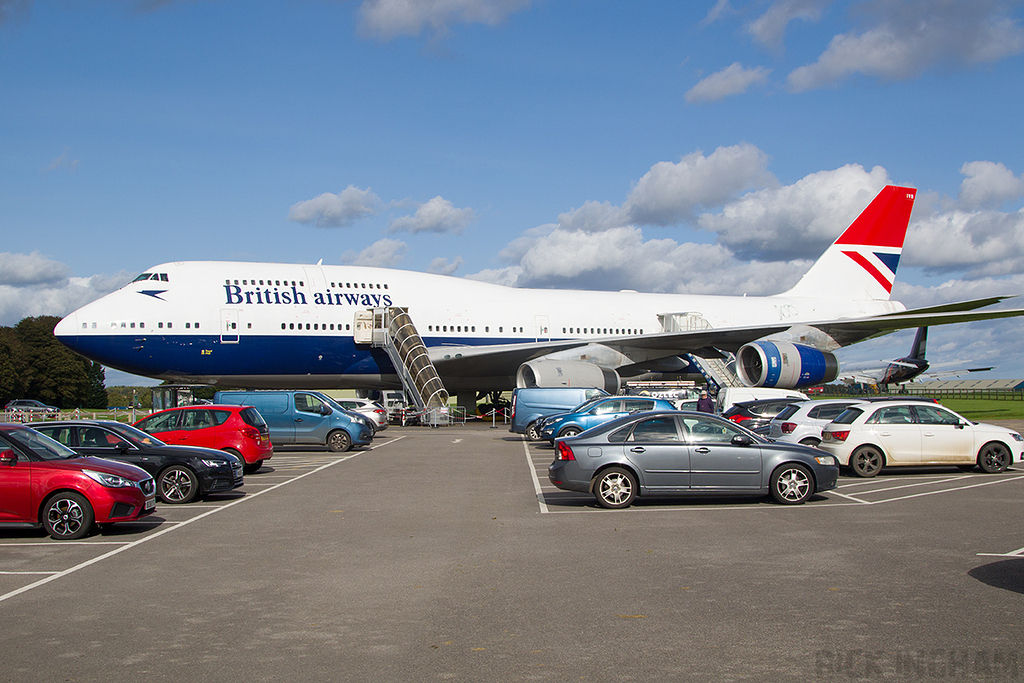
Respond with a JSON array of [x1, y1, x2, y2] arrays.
[[280, 322, 353, 331], [562, 327, 644, 335]]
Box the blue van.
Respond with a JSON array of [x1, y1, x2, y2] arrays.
[[510, 387, 608, 441], [213, 390, 373, 452]]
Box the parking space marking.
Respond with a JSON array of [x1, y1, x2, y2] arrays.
[[0, 438, 404, 605], [977, 545, 1024, 557], [523, 438, 549, 514]]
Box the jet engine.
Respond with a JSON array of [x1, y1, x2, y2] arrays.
[[735, 341, 839, 389], [516, 360, 621, 394]]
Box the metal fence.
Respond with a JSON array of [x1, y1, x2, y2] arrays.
[[819, 386, 1024, 401]]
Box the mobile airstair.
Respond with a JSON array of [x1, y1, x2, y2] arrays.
[[356, 308, 450, 419], [684, 353, 744, 394]]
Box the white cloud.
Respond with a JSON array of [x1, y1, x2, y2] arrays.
[[746, 0, 827, 49], [622, 144, 776, 226], [0, 251, 70, 286], [288, 186, 382, 228], [427, 255, 464, 275], [341, 238, 409, 267], [685, 63, 772, 103], [787, 0, 1024, 91], [697, 164, 890, 260], [44, 146, 79, 173], [388, 196, 475, 234], [959, 161, 1024, 209], [0, 270, 133, 327], [357, 0, 531, 40]]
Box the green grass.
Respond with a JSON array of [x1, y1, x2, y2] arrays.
[[938, 398, 1024, 421]]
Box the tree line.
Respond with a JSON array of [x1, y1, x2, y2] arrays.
[[0, 316, 108, 409]]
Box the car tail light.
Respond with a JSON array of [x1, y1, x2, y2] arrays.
[[826, 430, 849, 442], [239, 425, 260, 440], [374, 408, 386, 415], [556, 441, 575, 461], [730, 415, 750, 423], [781, 422, 796, 434]]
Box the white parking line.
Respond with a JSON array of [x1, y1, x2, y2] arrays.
[[0, 437, 404, 605], [523, 439, 549, 514], [977, 545, 1024, 557]]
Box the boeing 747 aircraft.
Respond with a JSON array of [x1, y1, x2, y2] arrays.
[[54, 186, 1024, 407]]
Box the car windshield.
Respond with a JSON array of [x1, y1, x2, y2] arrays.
[[5, 427, 79, 461], [104, 422, 167, 447]]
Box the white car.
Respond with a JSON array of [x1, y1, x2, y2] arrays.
[[819, 401, 1024, 477], [335, 399, 389, 431], [765, 399, 865, 446]]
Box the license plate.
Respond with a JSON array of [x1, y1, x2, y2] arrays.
[[144, 498, 156, 510]]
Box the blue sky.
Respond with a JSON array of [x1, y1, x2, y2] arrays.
[[3, 0, 1024, 385]]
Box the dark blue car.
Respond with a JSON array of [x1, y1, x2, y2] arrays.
[[539, 396, 677, 442]]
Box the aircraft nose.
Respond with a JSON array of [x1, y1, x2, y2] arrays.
[[53, 311, 80, 350]]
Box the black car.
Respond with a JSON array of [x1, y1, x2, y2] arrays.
[[721, 398, 805, 432], [29, 420, 243, 504]]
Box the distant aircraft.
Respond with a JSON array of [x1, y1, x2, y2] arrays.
[[837, 327, 994, 386], [54, 185, 1024, 409]]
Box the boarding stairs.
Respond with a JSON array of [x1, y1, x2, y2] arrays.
[[684, 354, 744, 394], [366, 307, 450, 413]]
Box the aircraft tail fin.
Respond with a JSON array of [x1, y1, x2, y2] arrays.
[[909, 326, 928, 360], [782, 185, 917, 300]]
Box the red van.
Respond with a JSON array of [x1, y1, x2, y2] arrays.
[[134, 405, 273, 473]]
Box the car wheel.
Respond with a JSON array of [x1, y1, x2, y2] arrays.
[[799, 437, 821, 447], [42, 492, 94, 540], [977, 442, 1010, 473], [245, 460, 263, 474], [327, 430, 351, 452], [525, 422, 541, 441], [159, 466, 199, 504], [593, 467, 637, 509], [849, 446, 884, 478], [558, 426, 581, 439], [770, 463, 813, 505]]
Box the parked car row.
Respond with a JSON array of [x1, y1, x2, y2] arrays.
[[543, 393, 1022, 508], [1, 390, 383, 540]]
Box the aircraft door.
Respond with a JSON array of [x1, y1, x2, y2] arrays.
[[220, 309, 240, 343], [535, 315, 550, 342]]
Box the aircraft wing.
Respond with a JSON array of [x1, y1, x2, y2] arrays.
[[429, 297, 1024, 378]]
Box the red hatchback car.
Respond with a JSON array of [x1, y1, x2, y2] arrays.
[[0, 424, 157, 540], [134, 405, 273, 473]]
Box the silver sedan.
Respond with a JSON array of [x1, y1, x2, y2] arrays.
[[548, 411, 839, 508]]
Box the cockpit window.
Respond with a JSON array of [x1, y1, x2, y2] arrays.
[[131, 273, 169, 283], [132, 273, 153, 282]]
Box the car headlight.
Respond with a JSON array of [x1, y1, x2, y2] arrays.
[[814, 455, 837, 466], [84, 469, 137, 488], [1011, 432, 1024, 443], [201, 459, 227, 468]]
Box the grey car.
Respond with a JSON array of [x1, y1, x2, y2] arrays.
[[548, 411, 839, 508]]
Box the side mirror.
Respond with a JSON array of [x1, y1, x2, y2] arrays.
[[732, 434, 753, 446], [320, 405, 333, 416], [0, 448, 16, 465], [115, 441, 131, 452]]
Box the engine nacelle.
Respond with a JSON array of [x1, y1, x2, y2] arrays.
[[736, 341, 839, 388], [516, 360, 621, 394]]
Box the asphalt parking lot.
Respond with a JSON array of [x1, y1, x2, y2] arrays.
[[2, 422, 1023, 682]]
